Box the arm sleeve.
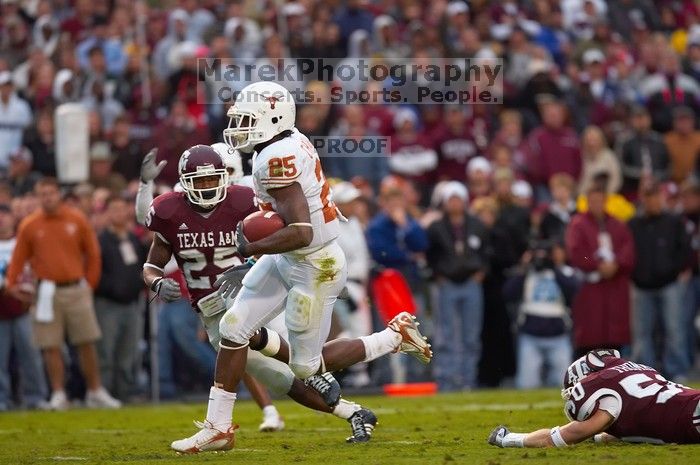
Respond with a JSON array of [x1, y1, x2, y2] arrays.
[[5, 224, 30, 288], [82, 217, 102, 289], [135, 181, 154, 226]]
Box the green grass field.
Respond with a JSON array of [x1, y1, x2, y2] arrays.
[[2, 389, 700, 465]]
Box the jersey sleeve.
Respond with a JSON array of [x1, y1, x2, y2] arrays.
[[597, 395, 622, 420], [145, 193, 178, 244], [253, 145, 305, 189]]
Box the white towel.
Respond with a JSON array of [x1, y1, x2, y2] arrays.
[[35, 280, 56, 323]]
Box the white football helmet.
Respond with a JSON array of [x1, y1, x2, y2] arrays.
[[561, 349, 621, 400], [211, 142, 243, 184], [223, 82, 296, 152]]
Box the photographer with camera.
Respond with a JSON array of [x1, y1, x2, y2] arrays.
[[503, 240, 579, 389]]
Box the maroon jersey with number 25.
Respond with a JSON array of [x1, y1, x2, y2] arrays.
[[145, 185, 258, 306], [565, 356, 700, 444]]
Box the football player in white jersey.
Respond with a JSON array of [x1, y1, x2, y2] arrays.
[[172, 82, 432, 453]]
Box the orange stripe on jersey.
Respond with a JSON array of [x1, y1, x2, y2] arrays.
[[314, 159, 337, 223], [259, 202, 274, 212]]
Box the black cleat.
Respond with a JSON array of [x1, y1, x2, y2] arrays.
[[305, 372, 341, 407], [488, 425, 509, 447], [346, 408, 378, 443]]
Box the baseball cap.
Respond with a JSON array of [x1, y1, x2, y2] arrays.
[[467, 156, 493, 176], [446, 1, 469, 17], [440, 181, 469, 205], [332, 182, 361, 204], [582, 49, 605, 65], [511, 180, 533, 199]]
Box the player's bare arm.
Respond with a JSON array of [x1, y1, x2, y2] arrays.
[[237, 182, 313, 257], [489, 409, 615, 448], [143, 233, 181, 302]]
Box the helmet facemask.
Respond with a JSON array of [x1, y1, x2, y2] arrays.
[[224, 111, 266, 152], [181, 168, 229, 208]]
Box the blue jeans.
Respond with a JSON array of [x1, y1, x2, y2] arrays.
[[683, 276, 700, 366], [0, 313, 47, 408], [157, 299, 215, 398], [632, 281, 689, 379], [433, 279, 483, 390], [516, 333, 572, 389]]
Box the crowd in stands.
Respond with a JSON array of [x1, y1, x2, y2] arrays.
[[3, 0, 700, 406]]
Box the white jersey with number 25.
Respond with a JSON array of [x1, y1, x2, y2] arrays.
[[251, 128, 340, 255]]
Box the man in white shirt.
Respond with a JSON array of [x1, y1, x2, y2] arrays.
[[0, 72, 32, 171]]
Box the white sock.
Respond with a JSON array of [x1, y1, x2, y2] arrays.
[[360, 328, 402, 362], [332, 399, 361, 420], [262, 405, 279, 418], [205, 386, 236, 432], [502, 433, 527, 448]]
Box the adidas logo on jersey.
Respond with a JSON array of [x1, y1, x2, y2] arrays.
[[178, 223, 189, 230]]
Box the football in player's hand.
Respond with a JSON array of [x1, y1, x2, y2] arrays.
[[242, 210, 285, 242]]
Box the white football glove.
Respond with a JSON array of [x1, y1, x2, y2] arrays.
[[140, 148, 167, 183], [214, 262, 253, 300], [153, 277, 181, 302]]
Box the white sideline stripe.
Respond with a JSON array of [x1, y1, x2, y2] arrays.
[[82, 428, 130, 434], [0, 429, 21, 434], [48, 457, 88, 461]]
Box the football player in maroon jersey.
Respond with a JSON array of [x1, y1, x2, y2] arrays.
[[489, 349, 700, 447], [141, 145, 378, 450]]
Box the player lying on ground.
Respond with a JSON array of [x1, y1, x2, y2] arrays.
[[488, 349, 700, 447], [171, 83, 433, 453], [141, 144, 431, 452], [137, 143, 284, 432]]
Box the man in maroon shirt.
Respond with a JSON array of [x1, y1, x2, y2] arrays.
[[489, 349, 700, 447], [432, 106, 478, 182], [525, 97, 582, 200]]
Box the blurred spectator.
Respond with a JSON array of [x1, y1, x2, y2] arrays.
[[0, 71, 32, 172], [332, 182, 372, 387], [665, 106, 700, 184], [367, 177, 428, 288], [577, 172, 637, 222], [153, 99, 210, 186], [643, 49, 700, 133], [681, 180, 700, 365], [579, 125, 622, 194], [333, 0, 374, 51], [89, 142, 126, 193], [5, 178, 120, 410], [565, 185, 635, 357], [427, 182, 488, 391], [6, 147, 41, 197], [540, 173, 577, 242], [511, 180, 534, 210], [472, 196, 517, 387], [94, 196, 147, 400], [21, 107, 56, 177], [433, 106, 478, 182], [525, 97, 581, 201], [326, 105, 389, 192], [152, 9, 190, 81], [387, 109, 437, 203], [0, 204, 47, 410], [629, 182, 691, 380], [493, 169, 531, 260], [617, 105, 670, 198], [490, 110, 528, 178], [607, 0, 660, 42], [466, 157, 493, 202], [504, 240, 578, 389], [76, 16, 127, 78], [110, 116, 144, 182]]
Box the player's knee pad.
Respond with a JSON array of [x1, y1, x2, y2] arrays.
[[218, 307, 251, 345], [285, 286, 315, 332], [289, 357, 321, 380]]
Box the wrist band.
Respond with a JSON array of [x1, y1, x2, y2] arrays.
[[288, 222, 313, 227], [550, 426, 568, 447], [151, 277, 163, 293], [143, 263, 165, 273]]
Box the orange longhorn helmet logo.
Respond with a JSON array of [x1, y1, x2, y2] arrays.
[[264, 95, 279, 110]]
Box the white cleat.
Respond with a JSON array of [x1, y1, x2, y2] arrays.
[[48, 390, 70, 411], [259, 413, 285, 432], [85, 387, 122, 409], [388, 311, 433, 364], [171, 420, 238, 454]]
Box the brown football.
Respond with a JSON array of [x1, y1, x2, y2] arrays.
[[242, 210, 285, 242]]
